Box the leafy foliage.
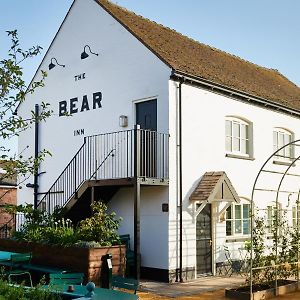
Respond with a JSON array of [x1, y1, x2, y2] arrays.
[[0, 279, 61, 300], [77, 202, 122, 246], [0, 30, 52, 202], [7, 202, 122, 247], [246, 207, 300, 286]]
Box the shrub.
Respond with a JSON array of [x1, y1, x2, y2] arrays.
[[0, 279, 61, 300], [77, 202, 122, 246], [7, 202, 122, 247]]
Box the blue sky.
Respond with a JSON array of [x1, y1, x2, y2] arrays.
[[1, 0, 300, 154], [1, 0, 299, 86]]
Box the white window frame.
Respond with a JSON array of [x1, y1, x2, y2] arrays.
[[266, 202, 282, 234], [273, 128, 294, 162], [226, 202, 251, 237], [225, 117, 252, 158], [292, 206, 300, 228]]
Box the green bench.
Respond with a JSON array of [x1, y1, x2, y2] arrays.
[[120, 234, 135, 276], [6, 253, 33, 287], [112, 275, 139, 294], [49, 272, 84, 285], [23, 264, 70, 275]]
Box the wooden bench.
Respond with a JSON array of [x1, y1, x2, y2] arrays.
[[112, 275, 139, 294]]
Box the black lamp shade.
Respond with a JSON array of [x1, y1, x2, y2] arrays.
[[49, 62, 56, 70], [81, 51, 89, 60]]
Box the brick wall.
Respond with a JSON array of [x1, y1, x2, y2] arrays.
[[0, 187, 17, 225]]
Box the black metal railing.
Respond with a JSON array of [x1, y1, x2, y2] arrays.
[[0, 212, 25, 239], [37, 128, 169, 213]]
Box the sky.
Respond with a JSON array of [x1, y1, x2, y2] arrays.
[[1, 0, 300, 154]]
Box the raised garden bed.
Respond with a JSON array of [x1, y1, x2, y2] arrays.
[[0, 239, 125, 284], [225, 280, 300, 300]]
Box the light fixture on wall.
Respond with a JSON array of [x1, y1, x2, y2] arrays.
[[119, 115, 128, 127], [48, 57, 65, 70], [81, 45, 99, 59]]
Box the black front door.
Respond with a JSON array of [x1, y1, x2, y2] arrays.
[[136, 100, 157, 177], [196, 204, 213, 275]]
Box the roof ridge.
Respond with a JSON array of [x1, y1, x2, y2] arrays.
[[96, 0, 300, 110]]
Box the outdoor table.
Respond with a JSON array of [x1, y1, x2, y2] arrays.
[[42, 284, 139, 300], [0, 250, 21, 263]]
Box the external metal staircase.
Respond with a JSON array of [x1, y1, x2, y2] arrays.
[[37, 128, 169, 215]]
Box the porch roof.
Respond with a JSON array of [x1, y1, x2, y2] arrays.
[[190, 171, 240, 203]]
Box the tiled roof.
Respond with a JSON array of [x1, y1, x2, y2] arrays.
[[97, 0, 300, 111], [190, 171, 239, 203]]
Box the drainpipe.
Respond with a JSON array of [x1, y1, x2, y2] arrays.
[[178, 79, 184, 282], [33, 104, 39, 209]]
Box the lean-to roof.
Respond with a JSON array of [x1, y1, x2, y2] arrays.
[[97, 0, 300, 111]]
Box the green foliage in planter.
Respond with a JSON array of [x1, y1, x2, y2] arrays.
[[77, 202, 122, 246], [7, 205, 76, 245], [246, 208, 300, 287], [7, 202, 122, 247], [0, 279, 61, 300]]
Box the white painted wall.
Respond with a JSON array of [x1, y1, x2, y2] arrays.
[[17, 0, 300, 280], [168, 81, 300, 276], [108, 186, 169, 269], [17, 0, 170, 205]]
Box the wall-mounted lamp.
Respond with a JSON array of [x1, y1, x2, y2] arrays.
[[26, 183, 39, 188], [49, 57, 65, 70], [119, 115, 128, 127], [81, 45, 99, 59]]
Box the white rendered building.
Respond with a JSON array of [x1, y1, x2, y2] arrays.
[[17, 0, 300, 282]]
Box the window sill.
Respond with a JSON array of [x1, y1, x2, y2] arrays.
[[273, 160, 295, 167], [225, 153, 255, 161], [225, 236, 250, 243]]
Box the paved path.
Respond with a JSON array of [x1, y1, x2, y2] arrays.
[[138, 276, 300, 299], [139, 276, 244, 298], [138, 289, 300, 300]]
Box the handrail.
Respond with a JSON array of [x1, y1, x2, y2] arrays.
[[36, 142, 86, 208], [37, 129, 169, 214], [0, 216, 14, 238], [89, 149, 115, 180]]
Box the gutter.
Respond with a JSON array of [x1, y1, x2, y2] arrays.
[[171, 70, 300, 118], [177, 78, 184, 282]]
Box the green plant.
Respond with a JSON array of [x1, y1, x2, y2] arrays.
[[6, 202, 122, 248], [42, 218, 78, 246], [0, 279, 61, 300], [77, 201, 122, 246], [246, 216, 266, 285]]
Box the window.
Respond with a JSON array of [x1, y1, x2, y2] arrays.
[[273, 128, 293, 161], [226, 203, 250, 236], [266, 203, 282, 234], [292, 206, 300, 228], [225, 117, 251, 156]]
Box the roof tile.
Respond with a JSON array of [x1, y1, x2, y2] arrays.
[[97, 0, 300, 111]]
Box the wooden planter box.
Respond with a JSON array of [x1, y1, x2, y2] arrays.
[[225, 280, 300, 300], [0, 239, 125, 284]]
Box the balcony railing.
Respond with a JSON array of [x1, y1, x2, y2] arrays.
[[37, 128, 169, 213]]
